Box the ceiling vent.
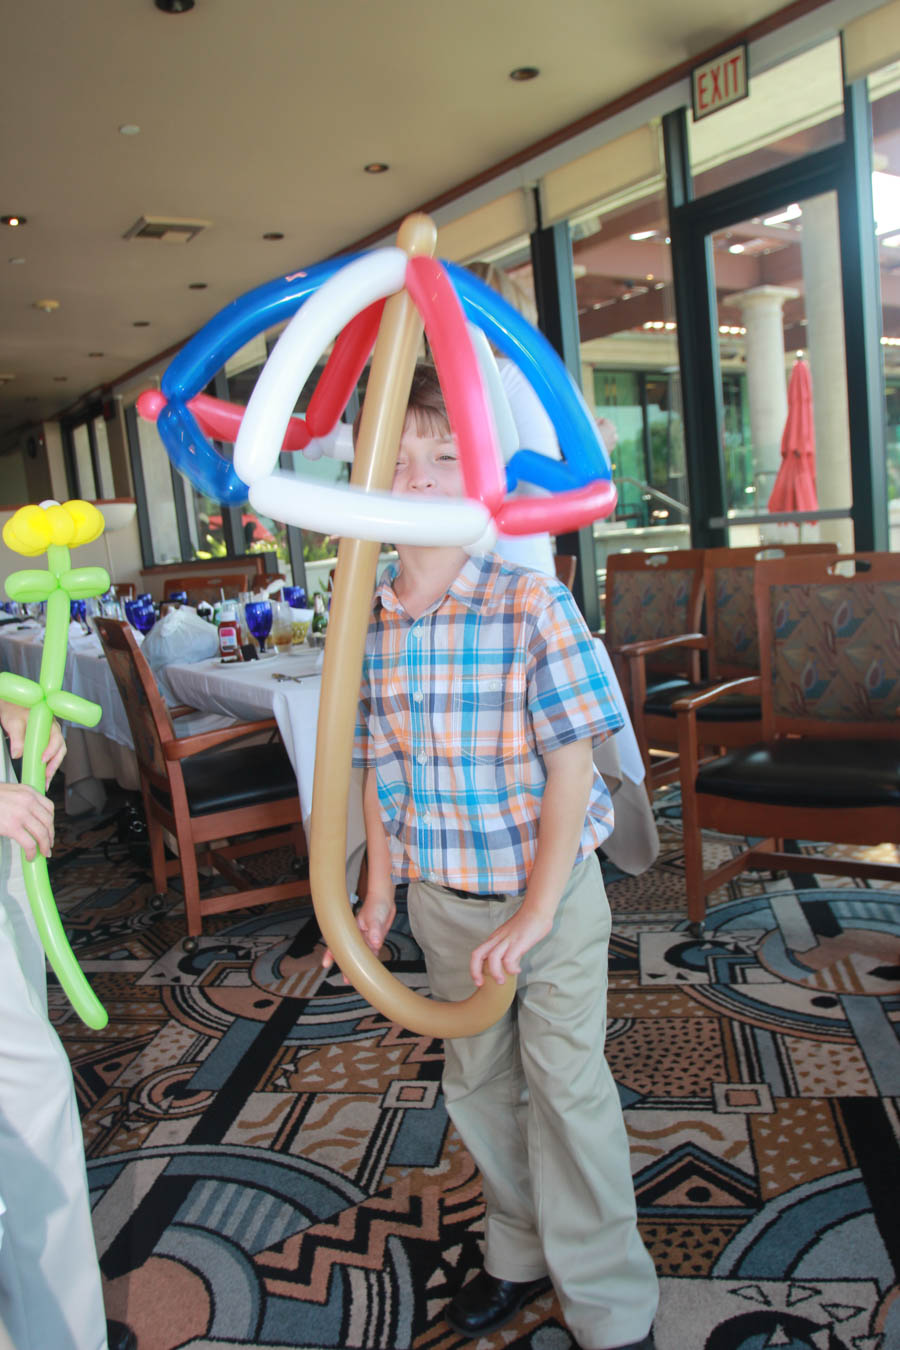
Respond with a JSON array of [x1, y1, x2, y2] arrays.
[[123, 215, 211, 244]]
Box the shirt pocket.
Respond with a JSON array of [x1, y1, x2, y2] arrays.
[[453, 674, 523, 764]]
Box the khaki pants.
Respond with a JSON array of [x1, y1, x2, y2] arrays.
[[409, 854, 658, 1350]]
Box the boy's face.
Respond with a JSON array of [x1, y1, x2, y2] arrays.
[[392, 416, 464, 500]]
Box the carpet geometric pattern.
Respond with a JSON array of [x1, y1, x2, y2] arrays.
[[48, 796, 900, 1350]]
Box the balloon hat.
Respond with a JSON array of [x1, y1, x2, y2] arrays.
[[138, 212, 617, 1038], [0, 500, 111, 1028]]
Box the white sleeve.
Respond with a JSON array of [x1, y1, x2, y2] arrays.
[[498, 359, 562, 462], [304, 421, 355, 463]]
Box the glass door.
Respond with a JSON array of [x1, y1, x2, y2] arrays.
[[709, 189, 855, 551]]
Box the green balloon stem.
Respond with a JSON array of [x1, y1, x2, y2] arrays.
[[7, 538, 108, 1030]]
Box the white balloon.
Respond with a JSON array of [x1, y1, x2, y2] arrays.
[[234, 249, 408, 485], [248, 470, 493, 546], [467, 325, 518, 464]]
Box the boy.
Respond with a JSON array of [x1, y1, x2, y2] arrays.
[[330, 366, 658, 1349]]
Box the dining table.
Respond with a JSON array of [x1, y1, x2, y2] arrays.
[[0, 619, 230, 816]]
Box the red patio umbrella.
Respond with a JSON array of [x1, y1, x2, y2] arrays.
[[206, 512, 275, 543], [768, 358, 818, 514]]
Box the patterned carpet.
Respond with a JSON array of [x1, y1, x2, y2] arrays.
[[47, 790, 900, 1350]]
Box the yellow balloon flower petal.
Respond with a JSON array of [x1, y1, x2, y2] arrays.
[[64, 500, 105, 546], [44, 503, 77, 546], [3, 505, 52, 556]]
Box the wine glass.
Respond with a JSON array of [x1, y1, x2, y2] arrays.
[[131, 602, 157, 636], [244, 600, 273, 655]]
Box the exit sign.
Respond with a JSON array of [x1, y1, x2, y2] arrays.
[[691, 43, 749, 120]]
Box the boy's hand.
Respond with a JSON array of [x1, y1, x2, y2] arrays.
[[0, 782, 55, 860], [321, 893, 397, 979], [469, 906, 553, 988]]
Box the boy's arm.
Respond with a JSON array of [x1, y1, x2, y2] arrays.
[[469, 736, 595, 988], [321, 767, 396, 971]]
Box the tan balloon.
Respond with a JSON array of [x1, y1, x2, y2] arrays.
[[309, 213, 515, 1039]]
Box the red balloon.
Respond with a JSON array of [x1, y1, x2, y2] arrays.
[[405, 255, 505, 514], [305, 300, 385, 438]]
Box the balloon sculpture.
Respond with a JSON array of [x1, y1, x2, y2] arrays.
[[138, 212, 617, 1038], [1, 500, 110, 1028]]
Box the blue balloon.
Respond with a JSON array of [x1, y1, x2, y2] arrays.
[[156, 258, 355, 503], [444, 262, 611, 495], [149, 251, 610, 507]]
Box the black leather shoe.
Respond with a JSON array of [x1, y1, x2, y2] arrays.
[[106, 1320, 138, 1350], [445, 1270, 553, 1336], [603, 1332, 655, 1350]]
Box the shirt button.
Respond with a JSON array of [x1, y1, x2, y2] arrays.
[[421, 813, 432, 826], [417, 752, 427, 765], [413, 690, 424, 703], [488, 679, 502, 691]]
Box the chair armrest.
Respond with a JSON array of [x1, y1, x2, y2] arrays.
[[614, 632, 707, 659], [164, 717, 280, 760], [671, 675, 761, 713], [170, 704, 200, 719]]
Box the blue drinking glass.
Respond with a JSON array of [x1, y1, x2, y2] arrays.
[[70, 599, 87, 623], [168, 589, 188, 606], [283, 586, 307, 609], [244, 600, 273, 653], [131, 603, 157, 635]]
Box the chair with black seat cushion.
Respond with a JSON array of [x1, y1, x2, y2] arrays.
[[644, 543, 838, 766], [602, 548, 707, 794], [95, 618, 309, 947], [676, 551, 900, 931]]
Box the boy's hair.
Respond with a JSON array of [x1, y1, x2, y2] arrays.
[[352, 362, 450, 446], [406, 363, 450, 438]]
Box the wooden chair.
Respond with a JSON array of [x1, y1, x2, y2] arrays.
[[163, 573, 251, 606], [553, 554, 577, 589], [602, 548, 707, 794], [676, 552, 900, 931], [644, 543, 839, 764], [113, 581, 136, 600], [94, 618, 309, 948]]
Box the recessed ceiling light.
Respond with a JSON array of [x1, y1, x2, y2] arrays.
[[1, 216, 26, 228], [118, 124, 141, 136], [262, 231, 285, 241], [509, 66, 539, 81], [34, 299, 60, 313], [364, 162, 389, 174], [8, 257, 25, 265], [189, 281, 208, 289], [154, 0, 194, 11], [88, 352, 104, 358], [133, 320, 151, 327], [53, 376, 68, 382]]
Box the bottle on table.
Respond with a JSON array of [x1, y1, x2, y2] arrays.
[[217, 601, 243, 663], [311, 592, 328, 636]]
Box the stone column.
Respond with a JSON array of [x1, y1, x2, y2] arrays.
[[799, 192, 855, 553], [726, 285, 798, 509]]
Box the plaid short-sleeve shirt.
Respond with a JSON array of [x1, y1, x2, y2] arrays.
[[353, 553, 623, 894]]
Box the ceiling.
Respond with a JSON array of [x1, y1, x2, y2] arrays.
[[0, 0, 837, 438]]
